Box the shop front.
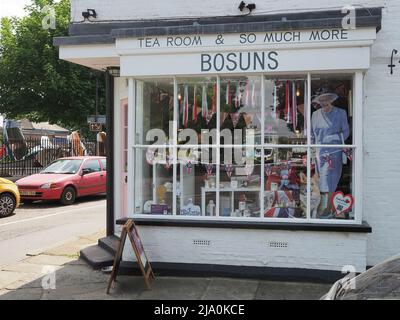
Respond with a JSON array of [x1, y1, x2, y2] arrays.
[[55, 5, 387, 280]]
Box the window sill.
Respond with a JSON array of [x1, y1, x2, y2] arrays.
[[116, 217, 372, 233]]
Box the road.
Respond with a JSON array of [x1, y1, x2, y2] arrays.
[[0, 195, 106, 267]]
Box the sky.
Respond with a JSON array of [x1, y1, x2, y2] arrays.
[[0, 0, 31, 18]]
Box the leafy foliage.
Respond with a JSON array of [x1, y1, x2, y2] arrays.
[[0, 0, 105, 136]]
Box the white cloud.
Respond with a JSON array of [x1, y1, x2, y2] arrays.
[[0, 0, 31, 18]]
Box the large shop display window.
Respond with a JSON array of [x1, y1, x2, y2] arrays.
[[131, 73, 357, 223]]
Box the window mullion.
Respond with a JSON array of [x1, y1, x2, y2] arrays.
[[354, 71, 363, 224], [172, 77, 178, 215], [306, 73, 311, 221], [260, 75, 265, 218], [127, 78, 136, 216], [216, 76, 221, 217]]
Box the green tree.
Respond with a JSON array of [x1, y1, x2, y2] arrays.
[[0, 0, 105, 137]]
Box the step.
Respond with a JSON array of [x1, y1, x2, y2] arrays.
[[98, 235, 119, 255], [80, 244, 114, 270]]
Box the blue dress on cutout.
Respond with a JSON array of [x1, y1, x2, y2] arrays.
[[311, 106, 350, 193]]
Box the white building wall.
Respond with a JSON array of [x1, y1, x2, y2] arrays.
[[364, 0, 400, 266], [70, 0, 400, 268], [122, 226, 367, 272], [71, 0, 384, 22]]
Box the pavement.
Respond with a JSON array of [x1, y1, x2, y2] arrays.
[[0, 231, 332, 300]]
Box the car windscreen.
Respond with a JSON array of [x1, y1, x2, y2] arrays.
[[41, 159, 83, 174]]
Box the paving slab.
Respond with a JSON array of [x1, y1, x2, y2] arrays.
[[201, 278, 259, 300], [0, 287, 44, 300], [1, 262, 61, 275], [138, 277, 210, 300], [40, 282, 107, 300], [256, 281, 331, 300], [108, 275, 149, 298], [25, 254, 76, 266], [0, 271, 30, 289]]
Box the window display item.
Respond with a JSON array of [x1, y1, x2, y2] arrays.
[[331, 191, 354, 217], [143, 200, 154, 214], [311, 92, 350, 193], [206, 200, 215, 216], [264, 191, 296, 218], [180, 198, 201, 216], [151, 204, 169, 214], [299, 172, 321, 218]]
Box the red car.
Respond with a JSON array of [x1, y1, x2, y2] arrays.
[[16, 156, 107, 205]]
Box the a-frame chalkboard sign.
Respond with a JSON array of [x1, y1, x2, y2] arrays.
[[106, 219, 154, 293]]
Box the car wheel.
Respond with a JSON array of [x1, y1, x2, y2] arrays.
[[0, 193, 16, 218], [60, 187, 76, 205]]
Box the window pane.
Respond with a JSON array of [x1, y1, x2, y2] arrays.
[[219, 146, 262, 217], [134, 147, 173, 215], [100, 159, 107, 171], [311, 147, 355, 220], [263, 147, 307, 219], [135, 79, 174, 145], [264, 76, 307, 145], [177, 78, 217, 146], [177, 147, 216, 216], [83, 160, 101, 172], [220, 76, 261, 145], [311, 74, 353, 146]]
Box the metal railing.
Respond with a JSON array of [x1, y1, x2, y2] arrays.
[[0, 137, 98, 177]]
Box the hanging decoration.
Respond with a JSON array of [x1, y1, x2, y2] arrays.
[[251, 80, 256, 107], [205, 163, 214, 177], [264, 163, 273, 176], [193, 85, 198, 123], [292, 82, 298, 130], [320, 152, 333, 169], [182, 85, 189, 128], [343, 148, 353, 161], [226, 81, 231, 106], [285, 80, 290, 122], [235, 82, 241, 109], [211, 83, 217, 114], [201, 84, 208, 118], [164, 154, 173, 170], [185, 160, 194, 174], [245, 81, 250, 106], [146, 149, 155, 165], [225, 164, 234, 178], [273, 82, 277, 119], [244, 163, 253, 181], [348, 89, 353, 118], [304, 80, 308, 136]]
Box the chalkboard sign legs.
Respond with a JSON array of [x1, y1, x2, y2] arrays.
[[106, 219, 155, 294], [106, 226, 127, 294]]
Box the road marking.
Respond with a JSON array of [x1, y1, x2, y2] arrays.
[[0, 203, 105, 228]]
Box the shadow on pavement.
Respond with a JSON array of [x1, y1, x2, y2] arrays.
[[0, 258, 332, 300]]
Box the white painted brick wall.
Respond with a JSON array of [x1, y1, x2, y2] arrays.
[[71, 0, 384, 22], [121, 226, 367, 272], [90, 0, 400, 268], [364, 0, 400, 266]]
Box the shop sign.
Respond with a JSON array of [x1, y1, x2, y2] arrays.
[[130, 28, 372, 50], [89, 123, 102, 132]]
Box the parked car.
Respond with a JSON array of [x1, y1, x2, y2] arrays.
[[16, 156, 106, 205], [0, 177, 20, 217]]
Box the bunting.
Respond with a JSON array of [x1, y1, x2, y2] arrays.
[[202, 84, 208, 118]]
